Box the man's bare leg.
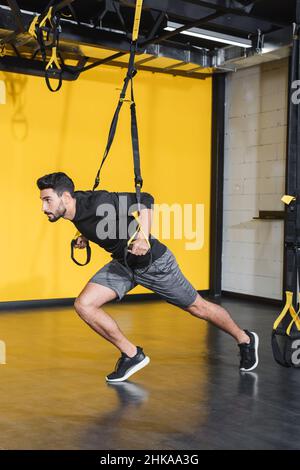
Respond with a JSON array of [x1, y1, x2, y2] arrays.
[[74, 283, 137, 357], [183, 293, 250, 344]]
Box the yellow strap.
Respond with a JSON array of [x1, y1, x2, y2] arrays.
[[286, 307, 300, 336], [274, 291, 300, 333], [28, 15, 39, 38], [28, 7, 53, 40], [286, 294, 300, 336], [273, 291, 293, 330], [45, 46, 61, 70], [73, 230, 81, 240], [132, 0, 144, 42], [0, 43, 5, 58], [281, 195, 296, 205], [127, 210, 151, 248], [39, 6, 54, 29]]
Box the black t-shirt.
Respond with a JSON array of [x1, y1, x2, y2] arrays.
[[72, 190, 167, 267]]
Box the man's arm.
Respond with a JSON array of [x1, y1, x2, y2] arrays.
[[127, 192, 154, 256], [136, 207, 152, 240], [128, 208, 153, 256]]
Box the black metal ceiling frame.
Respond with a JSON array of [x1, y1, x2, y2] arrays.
[[170, 0, 289, 29], [0, 0, 75, 45], [0, 0, 294, 81], [61, 0, 292, 76], [77, 10, 223, 76], [0, 1, 211, 79]]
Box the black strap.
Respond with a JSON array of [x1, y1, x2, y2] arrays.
[[124, 76, 153, 276], [71, 239, 91, 266], [281, 23, 300, 300], [88, 41, 152, 274], [45, 19, 63, 93], [71, 41, 152, 270], [271, 331, 291, 367], [92, 42, 138, 191], [45, 70, 63, 93], [272, 55, 300, 368], [34, 8, 63, 92], [130, 76, 143, 209]]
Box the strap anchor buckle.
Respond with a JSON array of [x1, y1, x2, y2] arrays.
[[135, 176, 143, 187]]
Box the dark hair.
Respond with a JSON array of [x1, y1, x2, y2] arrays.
[[36, 172, 75, 197]]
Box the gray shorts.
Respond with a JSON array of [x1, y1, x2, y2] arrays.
[[89, 248, 198, 309]]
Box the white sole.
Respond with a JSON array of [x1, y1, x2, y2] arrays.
[[240, 331, 259, 372], [106, 356, 150, 383]]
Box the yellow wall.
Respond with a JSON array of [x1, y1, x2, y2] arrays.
[[0, 65, 212, 302]]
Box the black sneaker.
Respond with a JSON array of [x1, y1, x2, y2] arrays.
[[106, 346, 150, 382], [238, 330, 259, 372]]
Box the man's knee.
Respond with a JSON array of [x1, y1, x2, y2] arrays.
[[74, 297, 89, 319], [74, 295, 105, 320], [184, 294, 209, 319]]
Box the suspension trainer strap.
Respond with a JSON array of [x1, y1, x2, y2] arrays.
[[28, 5, 63, 92], [71, 45, 137, 266], [130, 73, 143, 211], [71, 0, 146, 267], [123, 67, 153, 277], [92, 43, 137, 191], [272, 21, 300, 366]]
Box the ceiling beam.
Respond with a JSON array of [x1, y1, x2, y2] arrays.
[[0, 54, 79, 80], [141, 11, 222, 46], [176, 0, 290, 28], [118, 0, 290, 29], [0, 5, 210, 67]]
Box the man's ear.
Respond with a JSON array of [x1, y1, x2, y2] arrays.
[[62, 191, 73, 201]]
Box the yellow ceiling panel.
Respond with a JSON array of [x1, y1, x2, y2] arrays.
[[79, 45, 118, 60]]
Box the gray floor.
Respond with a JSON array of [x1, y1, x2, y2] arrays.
[[0, 297, 298, 450]]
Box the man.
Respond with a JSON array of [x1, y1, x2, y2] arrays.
[[37, 172, 259, 382]]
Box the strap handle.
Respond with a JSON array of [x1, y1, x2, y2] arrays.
[[273, 248, 300, 334], [70, 231, 91, 267], [71, 239, 91, 266], [128, 211, 150, 248], [271, 331, 292, 367], [45, 44, 63, 92], [286, 249, 300, 334]]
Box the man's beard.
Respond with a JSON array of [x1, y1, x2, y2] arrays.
[[47, 213, 63, 222], [46, 203, 66, 222]]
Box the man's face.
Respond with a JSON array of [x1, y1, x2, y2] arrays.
[[40, 188, 67, 222]]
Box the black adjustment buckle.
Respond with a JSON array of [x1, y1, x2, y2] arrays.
[[93, 176, 100, 191], [125, 71, 136, 80], [135, 176, 143, 187]]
